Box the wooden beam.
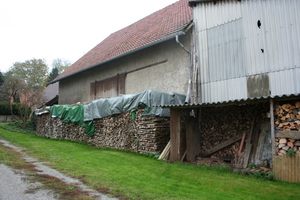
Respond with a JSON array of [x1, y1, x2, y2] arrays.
[[201, 133, 244, 157], [275, 131, 300, 140], [185, 116, 201, 162], [170, 109, 181, 162], [254, 122, 270, 164], [270, 99, 276, 155], [243, 118, 255, 168]]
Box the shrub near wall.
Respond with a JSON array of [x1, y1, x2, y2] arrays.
[[0, 101, 22, 122], [36, 109, 170, 154]]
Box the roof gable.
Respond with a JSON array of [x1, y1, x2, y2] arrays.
[[55, 0, 192, 82]]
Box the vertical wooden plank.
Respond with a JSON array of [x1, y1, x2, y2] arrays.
[[90, 82, 95, 101], [270, 99, 276, 155], [185, 116, 201, 162], [243, 119, 255, 168], [254, 122, 270, 164], [170, 109, 181, 162], [118, 73, 126, 95], [273, 155, 300, 183]]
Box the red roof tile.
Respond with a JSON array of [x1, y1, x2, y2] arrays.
[[55, 0, 192, 81]]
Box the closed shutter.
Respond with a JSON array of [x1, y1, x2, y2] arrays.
[[90, 73, 126, 100]]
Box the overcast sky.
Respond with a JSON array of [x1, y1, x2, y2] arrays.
[[0, 0, 179, 73]]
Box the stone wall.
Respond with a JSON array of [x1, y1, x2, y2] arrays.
[[36, 110, 170, 154], [0, 115, 18, 123]]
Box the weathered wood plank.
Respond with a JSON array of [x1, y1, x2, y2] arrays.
[[243, 144, 252, 168], [254, 122, 269, 164], [185, 116, 201, 162], [158, 141, 171, 160], [201, 133, 243, 157], [270, 100, 276, 155], [275, 131, 300, 139], [243, 118, 255, 168], [170, 109, 181, 162]]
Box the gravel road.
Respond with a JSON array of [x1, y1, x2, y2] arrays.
[[0, 140, 118, 200]]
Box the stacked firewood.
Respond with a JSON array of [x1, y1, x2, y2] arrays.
[[36, 109, 170, 155], [274, 102, 300, 156], [276, 138, 300, 156], [200, 104, 269, 160], [274, 102, 300, 131]]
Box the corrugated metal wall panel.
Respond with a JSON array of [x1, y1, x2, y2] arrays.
[[269, 68, 300, 96], [201, 77, 247, 103], [193, 0, 300, 104], [204, 0, 242, 29], [242, 0, 300, 75], [206, 18, 245, 82]]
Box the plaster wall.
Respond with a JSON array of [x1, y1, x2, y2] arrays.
[[59, 33, 190, 104]]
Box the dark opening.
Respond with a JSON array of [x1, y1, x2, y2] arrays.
[[257, 20, 262, 29]]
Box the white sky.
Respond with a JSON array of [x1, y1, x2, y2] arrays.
[[0, 0, 179, 73]]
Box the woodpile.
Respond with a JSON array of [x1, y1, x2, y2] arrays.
[[199, 104, 269, 162], [274, 102, 300, 156], [274, 102, 300, 131], [36, 109, 170, 155], [275, 137, 300, 156]]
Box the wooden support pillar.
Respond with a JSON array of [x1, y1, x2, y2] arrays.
[[170, 109, 181, 162], [185, 115, 201, 162], [270, 99, 276, 156]]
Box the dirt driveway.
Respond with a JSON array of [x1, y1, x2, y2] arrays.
[[0, 140, 118, 200]]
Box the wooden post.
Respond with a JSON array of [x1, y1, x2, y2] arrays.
[[270, 99, 276, 155], [170, 109, 181, 162], [185, 115, 201, 162]]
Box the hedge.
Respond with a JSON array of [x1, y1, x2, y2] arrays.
[[0, 101, 29, 115]]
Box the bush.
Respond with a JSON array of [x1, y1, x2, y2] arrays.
[[0, 101, 30, 116], [0, 101, 18, 115]]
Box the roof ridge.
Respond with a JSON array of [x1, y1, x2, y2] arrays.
[[54, 0, 191, 82]]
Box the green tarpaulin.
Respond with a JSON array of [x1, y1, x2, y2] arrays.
[[51, 105, 95, 136]]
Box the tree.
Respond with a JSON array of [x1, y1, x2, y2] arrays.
[[52, 58, 71, 74], [0, 71, 4, 86], [3, 58, 48, 127], [47, 67, 59, 86]]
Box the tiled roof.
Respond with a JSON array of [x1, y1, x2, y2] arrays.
[[54, 0, 192, 82]]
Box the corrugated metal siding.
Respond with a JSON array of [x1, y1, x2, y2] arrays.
[[269, 68, 300, 96], [193, 0, 300, 104]]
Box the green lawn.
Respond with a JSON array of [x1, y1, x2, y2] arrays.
[[0, 124, 299, 200]]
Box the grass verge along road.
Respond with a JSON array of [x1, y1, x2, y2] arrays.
[[0, 124, 299, 200]]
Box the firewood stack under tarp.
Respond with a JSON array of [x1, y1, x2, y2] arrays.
[[36, 109, 170, 155], [274, 102, 300, 156]]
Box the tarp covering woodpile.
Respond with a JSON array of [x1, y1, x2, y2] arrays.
[[84, 89, 186, 121], [35, 90, 186, 136]]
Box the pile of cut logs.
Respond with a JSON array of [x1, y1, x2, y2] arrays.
[[36, 109, 170, 155], [276, 138, 300, 156], [200, 104, 269, 160], [275, 102, 300, 156], [274, 102, 300, 131]]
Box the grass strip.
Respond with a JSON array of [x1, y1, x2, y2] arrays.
[[1, 124, 300, 200], [0, 137, 99, 200]]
